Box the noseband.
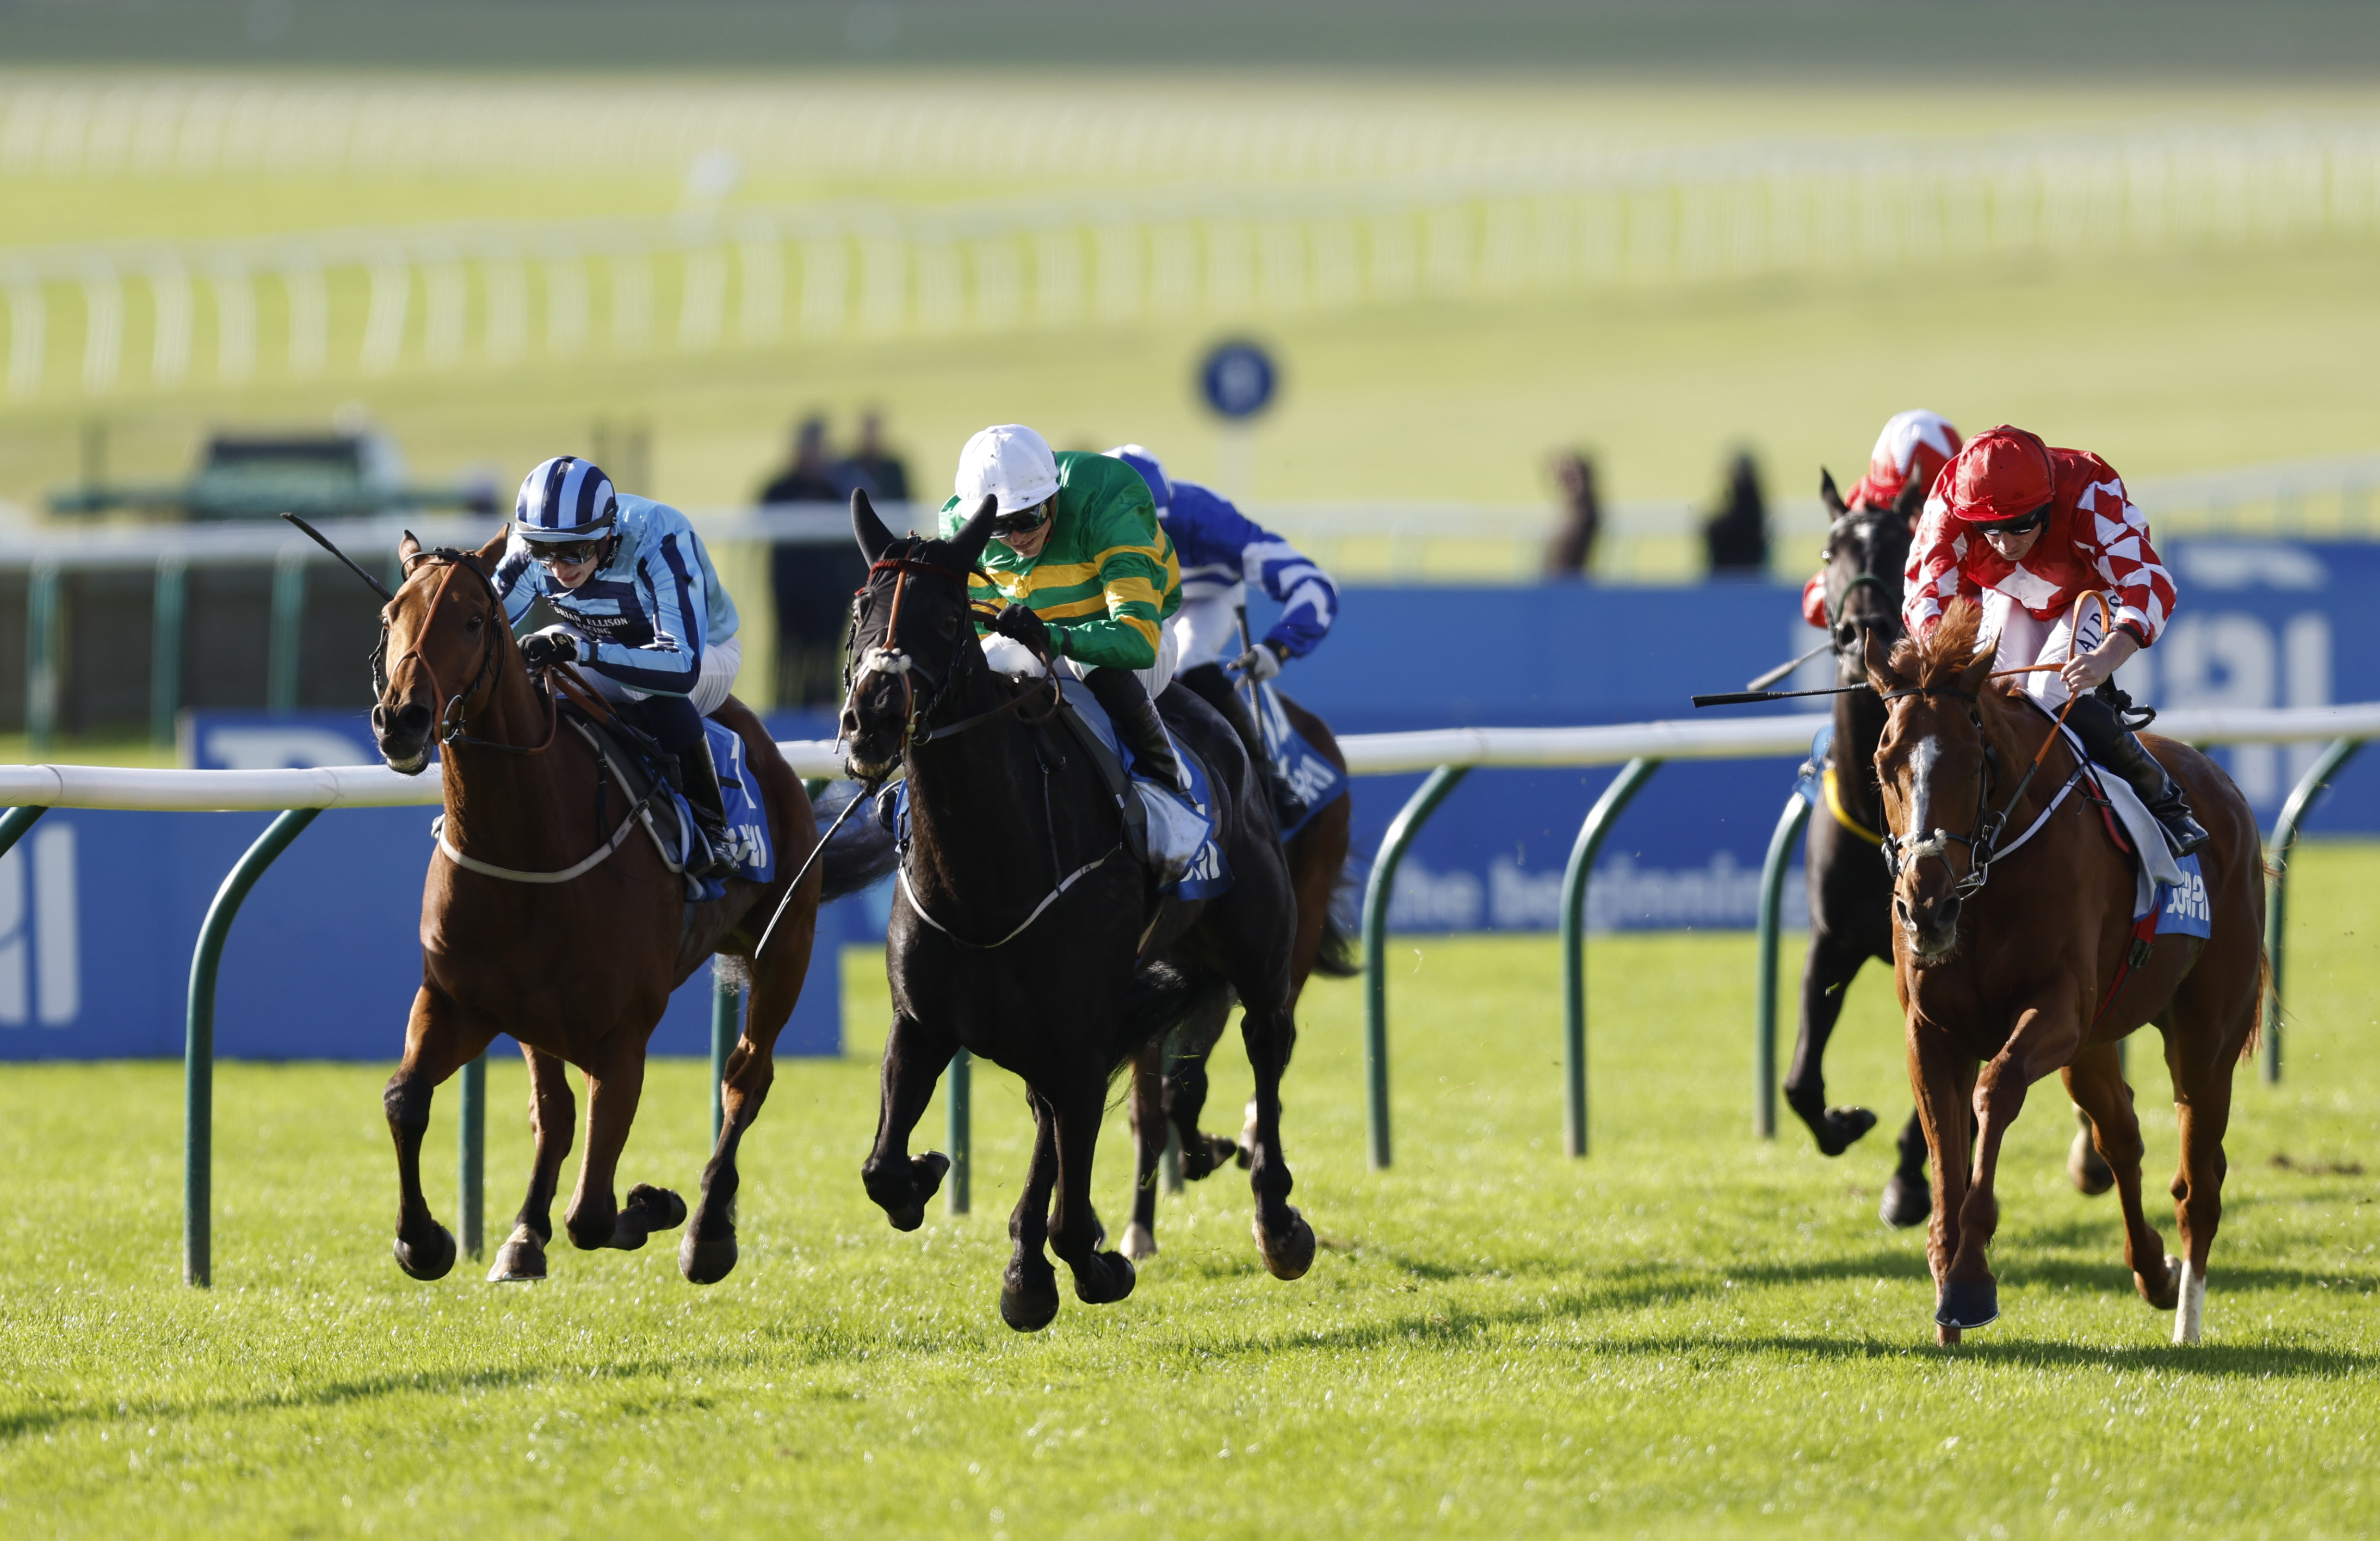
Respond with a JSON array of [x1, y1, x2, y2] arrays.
[[1876, 685, 2002, 899]]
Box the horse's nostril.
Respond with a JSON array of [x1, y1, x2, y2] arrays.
[[1937, 895, 1962, 929], [1893, 898, 1909, 926]]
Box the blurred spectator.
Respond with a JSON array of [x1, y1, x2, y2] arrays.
[[757, 415, 840, 505], [1543, 450, 1602, 580], [1702, 449, 1769, 578], [834, 411, 911, 503]]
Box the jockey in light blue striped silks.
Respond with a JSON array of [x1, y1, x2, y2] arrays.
[[496, 455, 744, 876], [1105, 444, 1339, 827]]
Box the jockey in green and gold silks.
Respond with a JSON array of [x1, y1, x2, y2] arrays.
[[939, 424, 1186, 786]]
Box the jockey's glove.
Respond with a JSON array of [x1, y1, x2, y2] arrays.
[[989, 603, 1058, 660], [1230, 641, 1285, 683], [521, 626, 579, 669]]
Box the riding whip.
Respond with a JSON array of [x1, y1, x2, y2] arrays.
[[753, 781, 876, 959], [1693, 683, 1874, 708], [280, 511, 397, 603], [1742, 640, 1834, 692]]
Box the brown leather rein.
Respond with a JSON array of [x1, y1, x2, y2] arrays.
[[379, 548, 562, 757]]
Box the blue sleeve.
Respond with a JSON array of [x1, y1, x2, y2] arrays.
[[493, 538, 543, 632], [584, 530, 708, 696], [1246, 535, 1337, 659]]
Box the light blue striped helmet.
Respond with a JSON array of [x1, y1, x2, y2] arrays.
[[515, 456, 618, 543]]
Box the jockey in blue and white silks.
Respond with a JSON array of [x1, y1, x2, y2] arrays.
[[496, 454, 743, 874], [1106, 444, 1338, 825]]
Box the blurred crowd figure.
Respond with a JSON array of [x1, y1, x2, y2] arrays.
[[1542, 450, 1602, 580], [1702, 448, 1769, 578], [759, 411, 913, 707]]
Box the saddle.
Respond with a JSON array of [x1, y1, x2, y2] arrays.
[[1048, 681, 1226, 894], [553, 695, 710, 899]]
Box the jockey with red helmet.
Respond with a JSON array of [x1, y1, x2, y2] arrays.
[[1801, 409, 1963, 630], [1902, 424, 2209, 856]]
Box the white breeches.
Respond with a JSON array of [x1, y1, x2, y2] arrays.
[[560, 630, 743, 716], [1064, 623, 1177, 700], [1983, 591, 2106, 710], [1168, 584, 1247, 672]]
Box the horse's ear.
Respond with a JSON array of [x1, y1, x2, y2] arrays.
[[474, 525, 509, 565], [399, 529, 421, 563], [1893, 473, 1927, 527], [1959, 642, 1996, 697], [947, 494, 1000, 568], [851, 488, 895, 563], [1819, 468, 1846, 517], [1863, 626, 1904, 696]]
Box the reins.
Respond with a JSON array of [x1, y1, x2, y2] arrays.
[[380, 548, 561, 758]]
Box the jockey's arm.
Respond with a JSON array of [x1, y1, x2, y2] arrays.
[[1049, 544, 1170, 671], [2061, 627, 2140, 695], [492, 538, 543, 631], [581, 533, 711, 696], [1246, 535, 1337, 662]]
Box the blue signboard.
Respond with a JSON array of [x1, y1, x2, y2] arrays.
[[1198, 340, 1278, 420]]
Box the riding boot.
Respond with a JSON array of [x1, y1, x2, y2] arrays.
[[1084, 666, 1184, 791], [2063, 691, 2211, 857], [1180, 663, 1308, 831], [643, 694, 735, 878]]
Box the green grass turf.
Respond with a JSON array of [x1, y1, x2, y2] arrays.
[[1, 846, 2375, 1536]]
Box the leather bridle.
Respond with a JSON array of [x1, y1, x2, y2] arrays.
[[376, 549, 559, 757], [842, 541, 1060, 759]]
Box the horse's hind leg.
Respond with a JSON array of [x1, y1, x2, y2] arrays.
[[1123, 1041, 1165, 1263], [1046, 1073, 1135, 1310], [2165, 1012, 2243, 1345], [384, 984, 495, 1282], [682, 954, 800, 1285], [1163, 991, 1240, 1181], [2062, 1044, 2175, 1313], [1784, 930, 1880, 1156], [563, 1044, 685, 1253], [861, 1012, 956, 1230], [1880, 1110, 1932, 1229], [1001, 1093, 1062, 1332], [487, 1045, 576, 1282], [1241, 998, 1316, 1281]]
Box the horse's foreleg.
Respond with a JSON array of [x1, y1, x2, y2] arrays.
[[1944, 992, 2082, 1333], [487, 1044, 576, 1283], [1784, 930, 1878, 1155], [564, 1048, 683, 1253], [2061, 1045, 2172, 1311], [861, 1012, 955, 1230], [1240, 999, 1315, 1282], [1122, 1041, 1165, 1263], [1906, 1023, 1975, 1343], [1048, 1075, 1135, 1309], [682, 954, 799, 1285], [383, 984, 493, 1282], [1000, 1092, 1062, 1333]]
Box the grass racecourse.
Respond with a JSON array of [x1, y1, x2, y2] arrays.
[[2, 847, 2375, 1537]]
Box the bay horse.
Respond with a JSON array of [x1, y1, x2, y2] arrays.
[[369, 528, 887, 1287], [1864, 598, 2262, 1345], [1786, 471, 2111, 1226], [1120, 692, 1354, 1262], [842, 492, 1315, 1331]]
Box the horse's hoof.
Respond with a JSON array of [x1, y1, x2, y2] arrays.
[[626, 1184, 689, 1231], [1936, 1277, 1998, 1331], [486, 1226, 547, 1283], [999, 1278, 1061, 1333], [883, 1199, 925, 1233], [2068, 1124, 2115, 1196], [1073, 1251, 1136, 1305], [1254, 1209, 1316, 1282], [1815, 1106, 1880, 1157], [679, 1230, 739, 1286], [393, 1224, 457, 1282], [1880, 1172, 1931, 1229], [1121, 1223, 1158, 1262], [2140, 1253, 2183, 1312]]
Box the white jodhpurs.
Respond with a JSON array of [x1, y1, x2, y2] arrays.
[[1064, 623, 1177, 701], [1983, 591, 2106, 711], [559, 631, 743, 716], [1167, 584, 1247, 672]]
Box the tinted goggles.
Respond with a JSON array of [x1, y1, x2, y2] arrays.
[[1970, 503, 2052, 539], [990, 503, 1050, 537], [530, 537, 608, 566]]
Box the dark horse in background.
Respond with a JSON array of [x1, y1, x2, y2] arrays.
[[843, 492, 1316, 1330], [1121, 692, 1355, 1264], [369, 529, 888, 1286], [1783, 472, 2110, 1225]]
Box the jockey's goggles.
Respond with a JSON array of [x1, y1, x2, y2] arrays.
[[528, 536, 608, 566], [1970, 503, 2053, 538], [990, 503, 1051, 537]]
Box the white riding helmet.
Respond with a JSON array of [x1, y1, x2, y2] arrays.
[[954, 424, 1060, 515]]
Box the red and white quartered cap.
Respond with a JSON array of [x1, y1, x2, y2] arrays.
[[1846, 409, 1962, 512]]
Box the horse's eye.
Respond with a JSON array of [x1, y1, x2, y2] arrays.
[[939, 611, 958, 638], [466, 612, 484, 632]]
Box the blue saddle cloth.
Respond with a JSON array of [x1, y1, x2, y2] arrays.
[[1063, 677, 1233, 901], [1252, 681, 1349, 840], [673, 719, 775, 902], [2141, 851, 2213, 940]]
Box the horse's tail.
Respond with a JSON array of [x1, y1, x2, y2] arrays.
[[814, 782, 899, 903], [2246, 945, 2272, 1063], [1114, 960, 1238, 1085], [1311, 856, 1364, 979]]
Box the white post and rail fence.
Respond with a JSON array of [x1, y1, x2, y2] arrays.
[[0, 702, 2371, 1285]]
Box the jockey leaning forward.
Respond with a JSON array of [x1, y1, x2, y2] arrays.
[[943, 424, 1186, 789], [497, 455, 744, 877], [1902, 424, 2210, 856], [1802, 408, 1963, 631], [1105, 443, 1337, 827]]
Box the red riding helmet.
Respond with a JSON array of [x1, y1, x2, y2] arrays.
[[1940, 425, 2058, 527]]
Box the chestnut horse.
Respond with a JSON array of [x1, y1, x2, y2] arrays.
[[369, 528, 876, 1287], [1865, 599, 2262, 1345], [1120, 691, 1354, 1262]]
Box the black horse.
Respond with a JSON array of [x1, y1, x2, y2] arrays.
[[1782, 471, 2110, 1225], [841, 492, 1315, 1330]]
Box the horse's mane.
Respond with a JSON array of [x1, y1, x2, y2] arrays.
[[1888, 596, 1988, 692]]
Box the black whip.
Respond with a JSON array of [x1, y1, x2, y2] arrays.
[[281, 511, 397, 603]]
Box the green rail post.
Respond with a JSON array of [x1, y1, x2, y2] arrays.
[[1755, 794, 1815, 1140], [946, 1049, 972, 1215], [1558, 757, 1659, 1159], [2263, 737, 2362, 1085], [186, 807, 319, 1287], [150, 557, 186, 750], [1358, 763, 1470, 1172], [267, 552, 307, 715], [0, 804, 50, 859], [457, 1050, 486, 1260], [26, 560, 61, 757], [710, 970, 741, 1144]]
